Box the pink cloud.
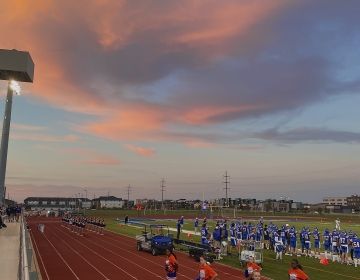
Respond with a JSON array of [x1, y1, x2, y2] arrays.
[[62, 147, 121, 166], [82, 156, 121, 166], [0, 0, 292, 145], [180, 104, 266, 125], [12, 123, 46, 131], [125, 144, 155, 157], [12, 133, 80, 143]]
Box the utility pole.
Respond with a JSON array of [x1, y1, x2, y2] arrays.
[[126, 184, 131, 209], [161, 178, 166, 210], [223, 171, 230, 207]]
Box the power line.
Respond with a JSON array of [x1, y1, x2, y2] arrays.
[[161, 178, 166, 210], [223, 171, 230, 207]]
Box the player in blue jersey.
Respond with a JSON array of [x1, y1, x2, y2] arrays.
[[280, 226, 287, 253], [274, 230, 284, 261], [289, 227, 297, 256], [348, 231, 355, 264], [213, 223, 222, 257], [256, 224, 262, 242], [194, 218, 199, 235], [331, 229, 340, 262], [263, 225, 270, 250], [179, 216, 184, 232], [339, 231, 349, 264], [353, 234, 360, 268], [303, 228, 311, 257], [313, 227, 320, 258], [201, 224, 209, 245], [323, 229, 331, 258], [236, 222, 242, 245], [229, 223, 237, 254], [300, 227, 306, 254], [242, 222, 248, 241]]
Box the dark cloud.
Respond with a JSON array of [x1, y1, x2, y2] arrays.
[[3, 0, 360, 143]]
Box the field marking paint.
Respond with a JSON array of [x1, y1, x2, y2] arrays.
[[56, 225, 138, 280], [29, 228, 50, 280], [42, 230, 80, 280], [48, 227, 110, 280]]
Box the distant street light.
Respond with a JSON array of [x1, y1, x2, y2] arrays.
[[0, 49, 34, 206]]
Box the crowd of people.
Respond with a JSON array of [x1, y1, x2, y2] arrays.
[[61, 213, 106, 236], [4, 205, 22, 222], [191, 216, 360, 268], [0, 205, 22, 229], [169, 215, 360, 279]]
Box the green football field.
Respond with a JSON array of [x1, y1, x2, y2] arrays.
[[84, 209, 360, 280]]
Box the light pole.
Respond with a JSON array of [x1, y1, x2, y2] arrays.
[[0, 49, 34, 206], [82, 188, 88, 215]]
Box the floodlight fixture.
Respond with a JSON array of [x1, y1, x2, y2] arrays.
[[9, 80, 21, 95]]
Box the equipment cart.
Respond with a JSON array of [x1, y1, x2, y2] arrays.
[[238, 240, 263, 266]]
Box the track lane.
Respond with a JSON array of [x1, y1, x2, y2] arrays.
[[28, 218, 252, 280], [29, 227, 50, 280], [53, 223, 167, 279], [29, 223, 79, 280], [45, 226, 110, 280], [84, 226, 244, 279], [29, 219, 134, 280], [102, 226, 247, 279]]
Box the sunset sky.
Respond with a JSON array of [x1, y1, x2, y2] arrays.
[[1, 0, 360, 203]]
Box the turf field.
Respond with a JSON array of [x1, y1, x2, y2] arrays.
[[85, 209, 360, 280]]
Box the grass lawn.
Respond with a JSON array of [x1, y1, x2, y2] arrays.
[[85, 209, 360, 280]]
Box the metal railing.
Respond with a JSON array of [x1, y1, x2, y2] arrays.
[[19, 215, 41, 280]]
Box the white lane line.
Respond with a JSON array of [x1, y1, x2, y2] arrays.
[[55, 225, 138, 280], [29, 228, 50, 280], [103, 228, 246, 279], [42, 230, 80, 280], [57, 225, 165, 279], [48, 226, 110, 280], [91, 230, 195, 279]]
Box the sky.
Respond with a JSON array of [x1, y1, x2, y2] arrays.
[[1, 0, 360, 203]]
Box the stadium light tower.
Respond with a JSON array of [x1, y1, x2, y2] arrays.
[[0, 49, 34, 206]]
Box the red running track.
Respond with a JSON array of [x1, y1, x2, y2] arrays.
[[27, 217, 250, 280]]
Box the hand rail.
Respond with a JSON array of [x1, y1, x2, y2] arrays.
[[19, 213, 41, 280]]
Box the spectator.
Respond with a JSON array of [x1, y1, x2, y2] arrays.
[[124, 215, 129, 224], [10, 205, 16, 222], [15, 205, 21, 222], [165, 248, 178, 280], [288, 259, 309, 280], [245, 256, 262, 279], [250, 271, 261, 280], [196, 255, 218, 280], [6, 206, 11, 222], [0, 207, 7, 228], [176, 219, 181, 240]]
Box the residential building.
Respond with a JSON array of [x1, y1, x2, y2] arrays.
[[24, 197, 79, 210], [347, 195, 360, 210], [92, 196, 124, 209], [323, 197, 348, 206]]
